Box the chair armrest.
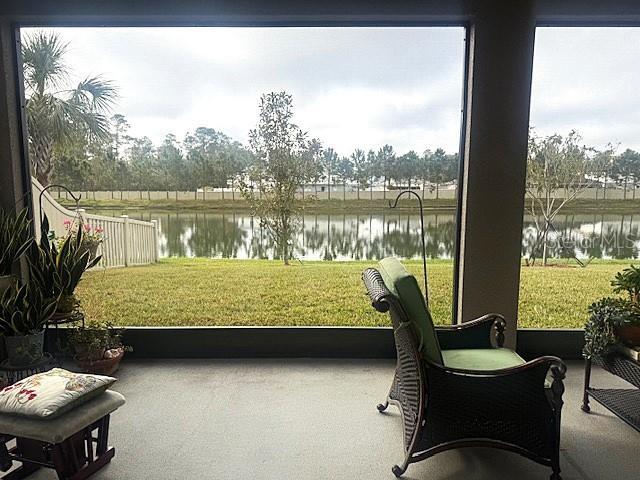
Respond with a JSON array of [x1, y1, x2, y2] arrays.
[[362, 268, 393, 313], [436, 313, 506, 349]]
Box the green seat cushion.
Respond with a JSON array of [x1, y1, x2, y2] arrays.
[[378, 257, 442, 364], [442, 348, 552, 388], [441, 348, 526, 371]]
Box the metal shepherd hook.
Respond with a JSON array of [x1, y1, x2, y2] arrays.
[[388, 190, 429, 307], [38, 184, 82, 226]]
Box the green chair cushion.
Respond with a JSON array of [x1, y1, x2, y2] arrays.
[[441, 348, 526, 371], [442, 348, 552, 388], [378, 257, 443, 364]]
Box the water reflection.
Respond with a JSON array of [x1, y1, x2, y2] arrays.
[[94, 210, 640, 260]]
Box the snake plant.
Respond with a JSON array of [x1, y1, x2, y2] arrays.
[[0, 281, 58, 335], [28, 215, 102, 310], [0, 208, 33, 276]]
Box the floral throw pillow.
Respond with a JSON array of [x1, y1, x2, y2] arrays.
[[0, 368, 116, 419]]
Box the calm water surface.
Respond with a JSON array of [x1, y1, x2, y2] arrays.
[[92, 210, 640, 260]]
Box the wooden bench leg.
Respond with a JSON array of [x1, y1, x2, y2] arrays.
[[51, 414, 115, 480], [0, 438, 45, 480], [0, 462, 41, 480], [1, 413, 115, 480]]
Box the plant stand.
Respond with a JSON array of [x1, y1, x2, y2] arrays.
[[582, 353, 640, 433], [0, 354, 56, 388], [45, 310, 85, 359]]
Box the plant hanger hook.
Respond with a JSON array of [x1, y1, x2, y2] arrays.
[[389, 190, 429, 307]]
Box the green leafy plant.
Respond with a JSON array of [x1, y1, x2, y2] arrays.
[[58, 220, 104, 260], [611, 265, 640, 305], [584, 298, 624, 359], [0, 208, 33, 276], [0, 281, 58, 336], [29, 215, 102, 313], [68, 320, 124, 361], [584, 269, 640, 359]]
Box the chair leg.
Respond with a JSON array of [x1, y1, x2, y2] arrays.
[[581, 359, 592, 413], [378, 371, 397, 412], [392, 459, 409, 478]]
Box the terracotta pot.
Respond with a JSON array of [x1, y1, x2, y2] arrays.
[[75, 347, 124, 376], [615, 325, 640, 346], [4, 331, 45, 367]]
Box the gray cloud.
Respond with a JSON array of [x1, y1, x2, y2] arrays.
[[22, 26, 640, 155]]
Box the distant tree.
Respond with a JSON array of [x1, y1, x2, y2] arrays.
[[419, 149, 432, 198], [126, 136, 157, 190], [613, 149, 640, 200], [377, 144, 396, 198], [350, 149, 368, 199], [395, 150, 420, 188], [239, 92, 317, 264], [594, 146, 617, 200], [183, 127, 251, 194], [156, 134, 185, 190], [22, 32, 117, 185], [110, 114, 130, 160], [525, 130, 604, 265], [335, 156, 354, 200], [366, 150, 377, 199], [323, 147, 339, 200], [52, 131, 93, 190], [428, 148, 448, 199], [305, 138, 324, 196]]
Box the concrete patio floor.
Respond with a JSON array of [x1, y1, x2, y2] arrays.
[[27, 359, 639, 480]]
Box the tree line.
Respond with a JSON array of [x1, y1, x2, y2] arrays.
[[23, 31, 640, 200], [51, 113, 460, 196]]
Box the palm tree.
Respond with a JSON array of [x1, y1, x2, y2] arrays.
[[22, 31, 117, 185]]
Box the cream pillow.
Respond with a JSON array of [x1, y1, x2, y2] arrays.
[[0, 368, 116, 419]]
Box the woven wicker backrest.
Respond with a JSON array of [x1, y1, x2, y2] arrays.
[[377, 257, 443, 365]]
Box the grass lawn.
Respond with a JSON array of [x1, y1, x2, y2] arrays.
[[76, 258, 635, 329]]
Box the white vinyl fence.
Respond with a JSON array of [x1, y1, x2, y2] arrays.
[[31, 178, 159, 268]]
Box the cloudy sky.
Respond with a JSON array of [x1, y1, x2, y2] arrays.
[[21, 26, 640, 155]]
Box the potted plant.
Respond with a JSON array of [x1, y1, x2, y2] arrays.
[[68, 320, 126, 375], [584, 265, 640, 359], [0, 208, 33, 294], [60, 220, 104, 261], [611, 264, 640, 345], [0, 281, 58, 366], [29, 215, 102, 319]]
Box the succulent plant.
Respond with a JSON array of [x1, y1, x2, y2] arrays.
[[0, 280, 58, 336], [0, 208, 33, 276], [28, 215, 102, 310], [611, 264, 640, 305]]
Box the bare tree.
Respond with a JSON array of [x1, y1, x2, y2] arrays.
[[525, 130, 607, 265]]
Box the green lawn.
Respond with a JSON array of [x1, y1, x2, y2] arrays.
[[76, 258, 634, 329]]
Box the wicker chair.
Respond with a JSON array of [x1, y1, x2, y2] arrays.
[[362, 258, 566, 479]]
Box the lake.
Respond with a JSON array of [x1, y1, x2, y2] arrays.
[[92, 210, 640, 261]]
